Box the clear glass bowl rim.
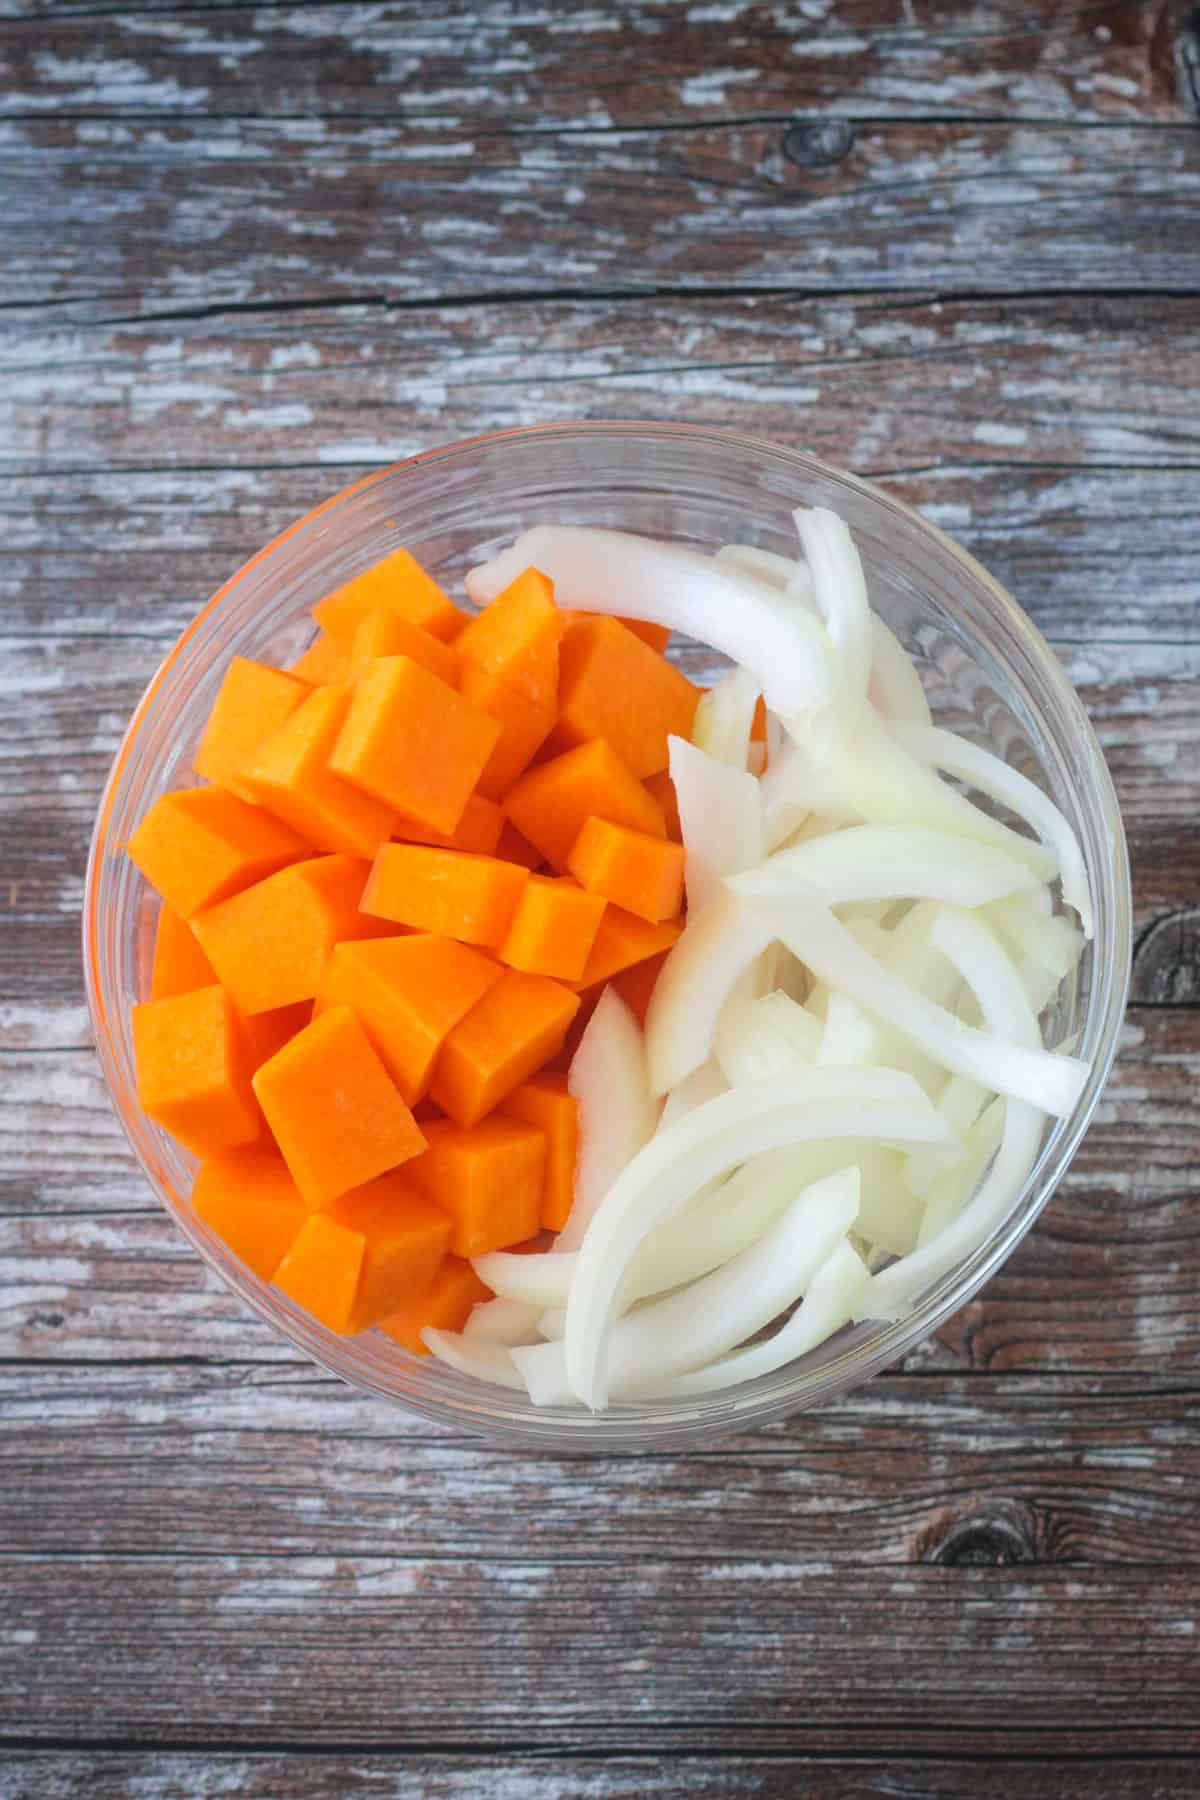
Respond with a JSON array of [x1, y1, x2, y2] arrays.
[[83, 420, 1132, 1450]]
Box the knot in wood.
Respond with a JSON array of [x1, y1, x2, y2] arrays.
[[1130, 910, 1200, 1007], [918, 1499, 1043, 1567], [782, 119, 856, 170]]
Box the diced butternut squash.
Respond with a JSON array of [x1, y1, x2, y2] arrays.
[[546, 980, 603, 1073], [378, 1256, 491, 1355], [611, 949, 670, 1026], [567, 816, 685, 923], [193, 657, 310, 801], [751, 695, 768, 743], [240, 1000, 313, 1070], [431, 970, 580, 1126], [574, 905, 682, 988], [132, 984, 260, 1157], [328, 656, 500, 835], [643, 768, 682, 843], [619, 616, 672, 653], [314, 933, 503, 1104], [252, 1004, 426, 1210], [362, 845, 529, 949], [348, 608, 460, 686], [495, 819, 544, 871], [504, 739, 666, 873], [272, 1211, 366, 1334], [150, 903, 217, 1000], [458, 662, 555, 800], [406, 1116, 546, 1256], [323, 1172, 452, 1333], [128, 787, 308, 920], [393, 791, 504, 858], [455, 568, 562, 711], [313, 545, 466, 644], [192, 854, 383, 1017], [245, 685, 395, 859], [500, 1072, 579, 1233], [290, 631, 354, 685], [191, 1145, 306, 1280], [498, 874, 606, 982], [547, 614, 700, 777]]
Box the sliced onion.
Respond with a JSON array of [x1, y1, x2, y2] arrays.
[[557, 986, 657, 1251], [853, 1147, 924, 1258], [794, 506, 872, 703], [914, 1098, 1005, 1250], [643, 889, 774, 1095], [564, 1067, 955, 1410], [729, 823, 1039, 910], [817, 991, 882, 1067], [466, 526, 837, 717], [891, 721, 1094, 936], [692, 666, 761, 770], [423, 1329, 526, 1391], [750, 898, 1087, 1118], [670, 735, 764, 918], [656, 1057, 729, 1133], [715, 988, 822, 1086], [901, 1069, 987, 1193], [647, 1237, 869, 1398], [472, 1247, 578, 1310], [462, 1298, 544, 1346], [715, 542, 809, 593], [867, 616, 933, 728]]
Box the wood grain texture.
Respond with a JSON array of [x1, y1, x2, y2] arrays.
[[0, 0, 1192, 126], [4, 116, 1199, 315]]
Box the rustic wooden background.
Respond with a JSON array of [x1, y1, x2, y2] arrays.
[[2, 2, 1199, 1794]]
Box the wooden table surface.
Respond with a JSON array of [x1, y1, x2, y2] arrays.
[[3, 3, 1199, 1794]]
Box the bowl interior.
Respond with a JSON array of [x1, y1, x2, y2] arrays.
[[85, 424, 1130, 1448]]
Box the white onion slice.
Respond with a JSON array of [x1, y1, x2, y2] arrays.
[[892, 721, 1094, 936], [854, 1148, 924, 1258], [914, 1098, 1005, 1250], [715, 988, 822, 1086], [901, 1070, 987, 1193], [867, 617, 933, 728], [692, 666, 761, 770], [656, 1058, 729, 1134], [669, 735, 764, 918], [557, 987, 657, 1252], [817, 991, 882, 1067], [564, 1067, 955, 1410], [858, 907, 1047, 1318], [729, 824, 1039, 910], [462, 1298, 544, 1346], [715, 543, 809, 593], [644, 889, 774, 1095], [466, 526, 836, 717], [794, 506, 872, 703], [647, 1237, 869, 1398], [751, 899, 1087, 1118], [422, 1328, 526, 1390]]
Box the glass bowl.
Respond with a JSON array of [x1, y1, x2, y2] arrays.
[[84, 423, 1130, 1449]]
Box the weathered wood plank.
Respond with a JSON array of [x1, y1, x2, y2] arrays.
[[1, 1010, 1195, 1369], [4, 117, 1199, 314], [2, 1362, 1198, 1566], [0, 0, 1191, 128], [5, 293, 1198, 476], [2, 1552, 1197, 1752], [3, 1755, 1198, 1800]]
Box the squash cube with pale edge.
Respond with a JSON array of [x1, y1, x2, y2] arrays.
[[244, 685, 395, 859], [132, 984, 260, 1157], [348, 608, 460, 685], [190, 1146, 306, 1281], [406, 1117, 546, 1257], [498, 874, 606, 981], [454, 568, 562, 711], [252, 1004, 426, 1210], [503, 739, 666, 873], [431, 969, 580, 1126], [273, 1172, 451, 1334], [313, 546, 466, 644], [328, 656, 500, 835], [362, 844, 529, 948], [567, 817, 685, 923], [547, 614, 701, 777], [193, 657, 310, 802], [379, 1256, 492, 1356], [127, 787, 308, 920], [458, 662, 556, 801], [150, 904, 217, 1000], [500, 1072, 579, 1233], [191, 853, 383, 1017], [314, 933, 504, 1104]]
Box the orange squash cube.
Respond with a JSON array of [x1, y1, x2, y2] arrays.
[[500, 1072, 579, 1233], [313, 545, 466, 644], [498, 874, 606, 982], [567, 816, 685, 923], [244, 685, 395, 859], [132, 984, 260, 1157], [361, 844, 529, 948], [149, 903, 217, 1000], [290, 632, 353, 685], [314, 933, 503, 1104], [574, 904, 682, 988], [333, 1173, 452, 1333], [271, 1211, 366, 1334], [192, 853, 383, 1017], [504, 739, 666, 873], [431, 969, 580, 1126], [252, 1004, 426, 1209], [406, 1116, 546, 1256], [190, 1145, 306, 1281], [547, 614, 700, 777], [128, 787, 308, 920], [193, 656, 310, 802], [495, 819, 544, 871], [378, 1255, 491, 1355], [619, 616, 672, 653], [348, 607, 460, 686], [643, 768, 683, 843], [458, 662, 556, 800], [611, 949, 670, 1026], [393, 791, 504, 858], [328, 656, 500, 835], [455, 568, 562, 711]]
